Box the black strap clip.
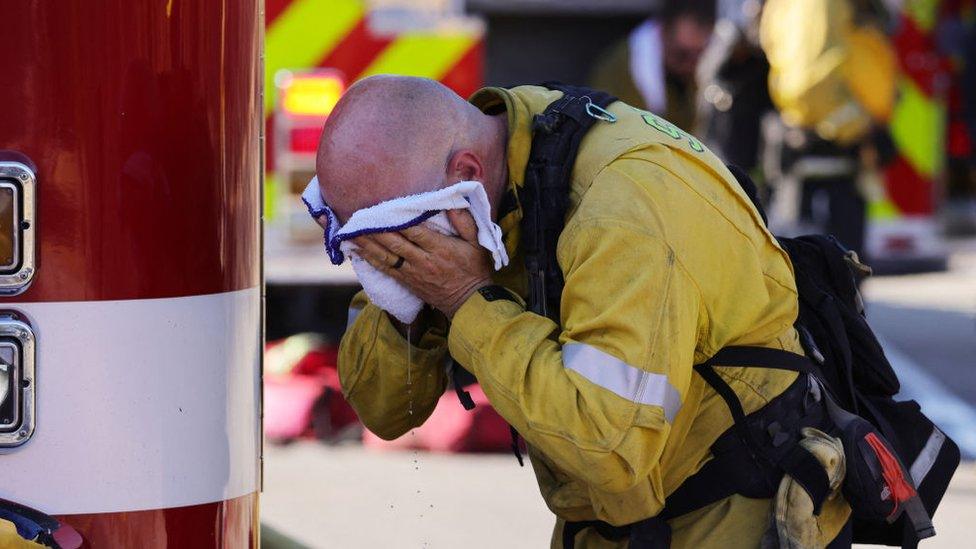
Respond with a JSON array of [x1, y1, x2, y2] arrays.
[[450, 360, 476, 411], [509, 425, 525, 467]]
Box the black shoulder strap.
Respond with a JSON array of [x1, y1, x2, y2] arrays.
[[725, 163, 768, 226], [521, 83, 617, 322], [512, 84, 617, 474]]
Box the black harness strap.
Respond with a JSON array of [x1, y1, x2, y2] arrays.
[[563, 518, 670, 549], [693, 347, 832, 516], [449, 360, 477, 411], [516, 84, 618, 477], [521, 83, 617, 322], [705, 346, 820, 375], [562, 520, 629, 548], [509, 425, 525, 467], [726, 164, 768, 226], [567, 363, 834, 548]]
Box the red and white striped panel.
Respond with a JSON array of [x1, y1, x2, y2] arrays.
[[0, 1, 262, 546]]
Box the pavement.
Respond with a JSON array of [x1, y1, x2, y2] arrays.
[[261, 238, 976, 548], [261, 444, 976, 548], [261, 443, 554, 548], [861, 240, 976, 459]]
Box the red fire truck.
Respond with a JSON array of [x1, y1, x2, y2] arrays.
[[1, 2, 262, 546]]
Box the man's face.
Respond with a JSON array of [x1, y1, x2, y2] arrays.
[[663, 16, 712, 82]]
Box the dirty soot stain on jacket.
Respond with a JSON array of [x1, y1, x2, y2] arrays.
[[337, 85, 852, 548]]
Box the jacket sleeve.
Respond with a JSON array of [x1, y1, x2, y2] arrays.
[[447, 181, 702, 499], [338, 291, 449, 440]]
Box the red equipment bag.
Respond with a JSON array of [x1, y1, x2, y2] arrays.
[[363, 385, 512, 453], [263, 335, 359, 442]]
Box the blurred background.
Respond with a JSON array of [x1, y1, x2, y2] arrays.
[[259, 0, 976, 547]]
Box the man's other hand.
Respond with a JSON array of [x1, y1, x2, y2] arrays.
[[353, 209, 492, 319]]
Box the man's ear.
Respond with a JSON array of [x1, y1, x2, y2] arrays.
[[447, 150, 485, 182]]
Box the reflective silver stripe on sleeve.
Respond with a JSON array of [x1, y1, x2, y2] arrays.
[[346, 305, 363, 332], [910, 427, 946, 486], [563, 343, 682, 423]]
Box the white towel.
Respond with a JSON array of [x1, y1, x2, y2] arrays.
[[302, 178, 509, 324]]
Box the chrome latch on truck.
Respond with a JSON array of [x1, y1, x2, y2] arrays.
[[0, 161, 36, 295], [0, 315, 36, 448]]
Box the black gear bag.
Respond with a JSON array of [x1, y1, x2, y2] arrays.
[[726, 165, 960, 546]]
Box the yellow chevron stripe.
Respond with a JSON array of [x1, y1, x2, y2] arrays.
[[905, 0, 940, 32], [868, 198, 900, 220], [264, 0, 364, 114], [355, 33, 476, 82], [890, 78, 945, 178]]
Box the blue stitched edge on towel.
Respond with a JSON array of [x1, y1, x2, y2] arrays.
[[302, 193, 442, 265], [337, 210, 440, 242], [302, 195, 344, 264], [329, 210, 440, 264]]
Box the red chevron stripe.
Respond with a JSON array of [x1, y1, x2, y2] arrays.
[[438, 40, 484, 99], [265, 0, 292, 27], [317, 17, 393, 81], [892, 15, 951, 98], [885, 155, 935, 214]]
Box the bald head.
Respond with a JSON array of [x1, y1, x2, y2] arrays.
[[316, 75, 507, 222]]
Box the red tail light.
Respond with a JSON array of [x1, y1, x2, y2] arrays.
[[289, 127, 323, 154]]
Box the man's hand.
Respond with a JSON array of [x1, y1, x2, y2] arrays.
[[353, 209, 493, 319]]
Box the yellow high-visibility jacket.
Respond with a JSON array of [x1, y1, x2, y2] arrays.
[[338, 86, 851, 547], [760, 0, 897, 144]]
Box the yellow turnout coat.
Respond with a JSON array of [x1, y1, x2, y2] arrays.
[[338, 86, 850, 547]]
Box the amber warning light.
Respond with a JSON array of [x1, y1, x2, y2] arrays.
[[275, 70, 346, 155], [279, 71, 345, 117]]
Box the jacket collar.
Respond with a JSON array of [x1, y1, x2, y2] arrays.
[[469, 85, 566, 259]]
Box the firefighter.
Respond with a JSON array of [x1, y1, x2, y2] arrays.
[[589, 0, 716, 131], [312, 76, 851, 547], [759, 0, 897, 256], [695, 0, 771, 175]]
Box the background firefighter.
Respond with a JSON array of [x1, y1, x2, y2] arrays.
[[758, 0, 898, 258]]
